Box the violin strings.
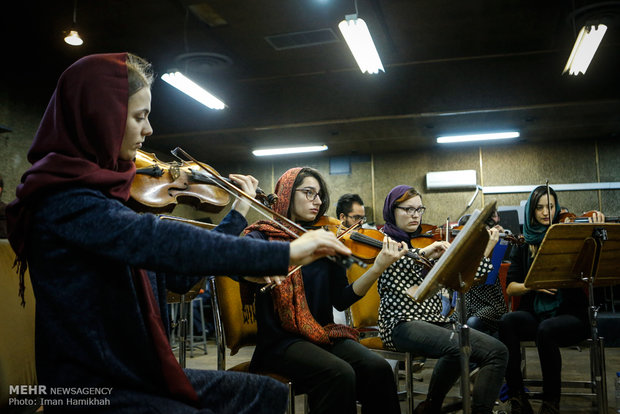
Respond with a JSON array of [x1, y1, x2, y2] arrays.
[[171, 147, 300, 239]]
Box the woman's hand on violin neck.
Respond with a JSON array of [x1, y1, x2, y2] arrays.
[[483, 227, 501, 258], [230, 173, 259, 216], [589, 211, 605, 223], [420, 240, 450, 260], [374, 236, 408, 271], [289, 229, 352, 266]]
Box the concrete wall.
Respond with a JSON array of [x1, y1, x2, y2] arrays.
[[2, 91, 619, 227]]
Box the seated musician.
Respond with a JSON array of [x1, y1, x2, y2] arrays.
[[377, 185, 507, 414], [459, 209, 509, 337], [5, 53, 351, 413], [499, 185, 605, 414], [242, 167, 404, 414]]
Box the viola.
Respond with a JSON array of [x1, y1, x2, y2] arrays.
[[558, 210, 619, 223], [130, 150, 277, 213]]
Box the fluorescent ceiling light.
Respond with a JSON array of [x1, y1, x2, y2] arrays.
[[64, 30, 83, 46], [562, 24, 607, 76], [437, 131, 520, 144], [252, 145, 328, 157], [161, 71, 226, 110], [338, 15, 384, 74]]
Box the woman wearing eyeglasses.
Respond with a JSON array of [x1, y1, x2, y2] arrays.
[[241, 167, 406, 414], [377, 185, 507, 414]]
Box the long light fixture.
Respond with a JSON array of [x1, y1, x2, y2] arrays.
[[436, 131, 520, 144], [562, 23, 607, 76], [161, 71, 226, 110], [64, 0, 83, 46], [338, 14, 384, 74], [252, 145, 328, 157]]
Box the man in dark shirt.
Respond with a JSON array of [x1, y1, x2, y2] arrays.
[[335, 193, 366, 233]]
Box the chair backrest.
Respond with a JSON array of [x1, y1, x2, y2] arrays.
[[346, 264, 380, 329], [167, 277, 206, 303], [210, 276, 258, 369], [0, 239, 37, 409], [498, 262, 521, 311]]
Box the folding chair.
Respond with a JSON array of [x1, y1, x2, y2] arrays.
[[209, 275, 308, 414]]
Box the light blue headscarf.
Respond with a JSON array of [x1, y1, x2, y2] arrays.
[[523, 185, 560, 245]]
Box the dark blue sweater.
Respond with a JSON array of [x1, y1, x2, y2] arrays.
[[26, 188, 290, 408]]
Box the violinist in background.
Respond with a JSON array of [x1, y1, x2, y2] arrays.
[[377, 185, 507, 414], [458, 209, 509, 337], [499, 185, 604, 414], [336, 193, 366, 234], [5, 53, 351, 414], [242, 167, 405, 414]]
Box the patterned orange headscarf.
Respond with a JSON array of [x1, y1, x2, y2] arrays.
[[244, 167, 358, 345]]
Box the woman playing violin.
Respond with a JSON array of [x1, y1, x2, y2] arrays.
[[458, 209, 509, 337], [5, 53, 350, 414], [242, 167, 406, 414], [499, 185, 604, 414], [377, 185, 507, 414]]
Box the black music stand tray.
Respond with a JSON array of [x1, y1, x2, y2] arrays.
[[408, 201, 496, 414], [524, 223, 620, 413]]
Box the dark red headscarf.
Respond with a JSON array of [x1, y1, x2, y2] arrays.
[[7, 53, 136, 285], [244, 167, 358, 344], [6, 53, 199, 405]]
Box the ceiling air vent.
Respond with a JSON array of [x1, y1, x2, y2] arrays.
[[265, 28, 340, 50], [173, 52, 233, 73]]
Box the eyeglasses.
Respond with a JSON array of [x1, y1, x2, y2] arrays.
[[395, 206, 426, 216], [346, 215, 367, 223], [296, 188, 322, 201]]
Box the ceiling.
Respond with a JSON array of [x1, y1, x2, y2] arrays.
[[9, 0, 620, 164]]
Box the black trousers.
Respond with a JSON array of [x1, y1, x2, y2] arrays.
[[498, 310, 588, 400], [264, 338, 401, 414]]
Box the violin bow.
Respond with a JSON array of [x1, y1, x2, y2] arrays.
[[545, 179, 553, 225], [170, 146, 362, 269], [171, 147, 302, 238], [260, 219, 366, 293]]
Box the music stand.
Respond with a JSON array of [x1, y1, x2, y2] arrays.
[[524, 223, 620, 413], [408, 201, 496, 414]]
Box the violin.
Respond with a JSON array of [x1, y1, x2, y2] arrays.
[[558, 210, 619, 223], [130, 150, 277, 213], [445, 225, 525, 246], [313, 215, 342, 235], [410, 224, 451, 248], [260, 217, 363, 293], [167, 147, 360, 271], [340, 228, 433, 269]]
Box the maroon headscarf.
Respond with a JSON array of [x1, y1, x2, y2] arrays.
[[244, 167, 358, 344], [7, 53, 136, 284], [6, 53, 199, 405]]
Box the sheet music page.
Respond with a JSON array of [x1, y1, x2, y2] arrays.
[[410, 208, 482, 302]]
